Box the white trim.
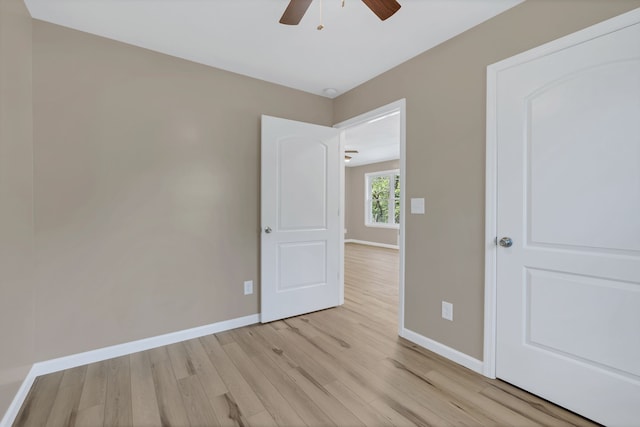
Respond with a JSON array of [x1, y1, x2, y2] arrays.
[[400, 328, 484, 375], [0, 314, 259, 427], [334, 99, 407, 334], [339, 131, 346, 306], [398, 100, 406, 335], [364, 223, 399, 230], [345, 239, 399, 250], [483, 7, 640, 380], [0, 366, 38, 427], [484, 38, 499, 379]]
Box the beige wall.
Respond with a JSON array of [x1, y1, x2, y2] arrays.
[[345, 160, 400, 246], [0, 0, 35, 416], [32, 21, 333, 360], [334, 0, 640, 360], [2, 2, 640, 418]]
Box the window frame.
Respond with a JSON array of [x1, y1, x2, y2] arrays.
[[364, 169, 400, 229]]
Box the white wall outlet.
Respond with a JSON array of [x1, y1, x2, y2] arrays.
[[243, 280, 253, 295], [442, 301, 453, 321]]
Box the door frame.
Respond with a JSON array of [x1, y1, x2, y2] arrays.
[[334, 99, 407, 334], [483, 8, 640, 379]]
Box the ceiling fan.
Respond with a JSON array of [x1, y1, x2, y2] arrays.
[[345, 149, 358, 162], [280, 0, 401, 26]]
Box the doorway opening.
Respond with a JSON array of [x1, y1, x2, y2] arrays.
[[334, 99, 406, 333]]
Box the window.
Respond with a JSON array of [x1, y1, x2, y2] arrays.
[[365, 169, 400, 228]]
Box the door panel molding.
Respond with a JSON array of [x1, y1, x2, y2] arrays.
[[261, 115, 341, 323], [485, 8, 640, 425], [485, 7, 640, 380]]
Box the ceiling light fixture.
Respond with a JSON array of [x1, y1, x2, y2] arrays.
[[323, 88, 338, 97]]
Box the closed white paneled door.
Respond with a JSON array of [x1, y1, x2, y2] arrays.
[[261, 115, 341, 323], [495, 18, 640, 427]]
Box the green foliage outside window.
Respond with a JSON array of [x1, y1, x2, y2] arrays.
[[368, 172, 400, 225]]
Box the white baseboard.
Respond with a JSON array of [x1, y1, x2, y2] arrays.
[[0, 366, 38, 427], [0, 313, 259, 427], [345, 239, 399, 250], [400, 327, 484, 375]]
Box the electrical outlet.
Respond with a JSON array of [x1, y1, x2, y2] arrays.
[[244, 280, 253, 295], [442, 301, 453, 321]]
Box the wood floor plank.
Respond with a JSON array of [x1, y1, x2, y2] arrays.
[[368, 397, 423, 427], [14, 244, 600, 427], [250, 353, 335, 427], [324, 380, 395, 427], [247, 410, 278, 427], [215, 330, 236, 345], [253, 320, 336, 386], [278, 332, 380, 404], [74, 404, 104, 427], [287, 314, 389, 371], [425, 370, 542, 426], [210, 393, 250, 427], [228, 327, 267, 359], [199, 334, 266, 418], [318, 354, 452, 427], [486, 380, 600, 427], [166, 342, 196, 380], [244, 324, 301, 373], [182, 337, 228, 399], [285, 366, 365, 427], [103, 355, 133, 427], [223, 342, 306, 427], [44, 365, 87, 427], [130, 351, 162, 426], [77, 360, 108, 412], [177, 375, 221, 426], [375, 357, 495, 426], [147, 346, 191, 426], [480, 385, 576, 427], [13, 371, 64, 427]]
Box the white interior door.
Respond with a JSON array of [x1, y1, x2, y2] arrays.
[[495, 18, 640, 426], [261, 115, 341, 323]]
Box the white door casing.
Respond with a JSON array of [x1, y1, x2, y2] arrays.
[[261, 115, 341, 323], [486, 9, 640, 427], [333, 99, 407, 335]]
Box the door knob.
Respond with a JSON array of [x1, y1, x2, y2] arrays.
[[498, 237, 513, 248], [265, 227, 272, 234]]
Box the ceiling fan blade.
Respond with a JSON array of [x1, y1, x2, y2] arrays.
[[361, 0, 401, 21], [279, 0, 314, 25]]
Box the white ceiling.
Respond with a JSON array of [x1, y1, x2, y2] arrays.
[[24, 0, 523, 98], [343, 111, 400, 167]]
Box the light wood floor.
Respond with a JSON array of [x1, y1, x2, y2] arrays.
[[14, 243, 598, 426]]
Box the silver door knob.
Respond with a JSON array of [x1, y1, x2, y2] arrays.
[[265, 227, 272, 234], [499, 237, 513, 248]]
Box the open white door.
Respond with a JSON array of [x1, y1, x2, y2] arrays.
[[492, 12, 640, 426], [261, 115, 341, 323]]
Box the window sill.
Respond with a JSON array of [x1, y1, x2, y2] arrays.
[[365, 223, 400, 230]]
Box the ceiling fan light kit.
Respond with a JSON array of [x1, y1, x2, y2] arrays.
[[279, 0, 401, 27], [344, 149, 358, 162]]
